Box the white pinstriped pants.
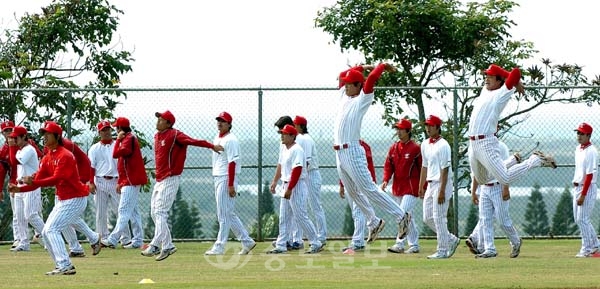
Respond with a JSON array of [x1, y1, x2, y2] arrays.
[[10, 194, 20, 242], [211, 175, 253, 250], [150, 175, 180, 250], [94, 177, 131, 243], [14, 188, 45, 247], [469, 137, 534, 184], [336, 142, 406, 230], [422, 180, 456, 254], [55, 195, 84, 253], [288, 170, 327, 243], [105, 185, 143, 246], [345, 193, 366, 247], [274, 180, 320, 250], [43, 196, 99, 270], [573, 184, 600, 254], [392, 194, 419, 249], [479, 183, 519, 253]]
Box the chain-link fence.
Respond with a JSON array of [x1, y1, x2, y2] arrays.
[[1, 86, 599, 242]]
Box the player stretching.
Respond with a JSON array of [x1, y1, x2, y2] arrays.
[[572, 122, 600, 257], [335, 63, 410, 243]]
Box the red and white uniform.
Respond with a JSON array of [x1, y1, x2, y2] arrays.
[[383, 139, 421, 251], [334, 64, 407, 232], [149, 128, 213, 251], [20, 146, 99, 272], [572, 141, 600, 255]]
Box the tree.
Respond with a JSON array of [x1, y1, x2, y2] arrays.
[[250, 181, 278, 240], [464, 203, 479, 236], [342, 204, 354, 236], [169, 188, 203, 239], [523, 183, 550, 236], [550, 185, 578, 237], [258, 181, 275, 220]]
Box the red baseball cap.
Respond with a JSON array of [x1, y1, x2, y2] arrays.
[[39, 121, 63, 135], [483, 64, 509, 78], [279, 124, 298, 136], [293, 116, 307, 126], [340, 69, 364, 84], [395, 119, 412, 130], [424, 115, 442, 126], [9, 126, 27, 138], [575, 122, 593, 134], [112, 117, 130, 128], [155, 110, 176, 125], [1, 120, 15, 132], [216, 111, 233, 123], [97, 120, 112, 131]]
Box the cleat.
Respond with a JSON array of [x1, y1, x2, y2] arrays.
[[155, 247, 177, 261], [91, 239, 102, 256], [387, 244, 404, 254], [11, 240, 19, 249], [510, 238, 522, 258], [575, 251, 592, 258], [272, 240, 292, 250], [141, 245, 160, 257], [69, 251, 86, 258], [99, 239, 114, 249], [290, 242, 304, 250], [305, 243, 324, 254], [10, 245, 30, 252], [405, 246, 420, 254], [342, 245, 365, 252], [398, 213, 411, 239], [447, 237, 460, 258], [427, 251, 448, 259], [476, 251, 497, 258], [266, 248, 287, 254], [204, 249, 224, 255], [45, 264, 76, 275], [367, 219, 386, 244], [465, 237, 481, 255], [533, 151, 557, 168], [238, 241, 257, 255], [123, 242, 141, 249]]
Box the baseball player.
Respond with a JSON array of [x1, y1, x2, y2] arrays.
[[0, 120, 21, 249], [470, 140, 522, 258], [269, 116, 302, 250], [88, 120, 132, 247], [340, 139, 373, 254], [267, 124, 322, 254], [419, 115, 459, 259], [468, 64, 556, 190], [8, 126, 45, 252], [9, 121, 101, 275], [572, 122, 600, 258], [335, 63, 410, 243], [205, 112, 256, 255], [101, 117, 146, 250], [293, 115, 327, 245], [382, 119, 422, 254], [142, 110, 222, 261]]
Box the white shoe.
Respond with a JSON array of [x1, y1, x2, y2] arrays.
[[405, 246, 420, 254], [447, 237, 460, 258], [204, 248, 224, 255], [427, 251, 448, 259], [238, 241, 257, 255], [387, 244, 404, 253]]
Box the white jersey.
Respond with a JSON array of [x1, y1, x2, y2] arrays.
[[468, 85, 515, 136], [88, 141, 118, 177], [16, 144, 39, 178], [333, 87, 373, 145], [296, 133, 319, 171], [421, 137, 453, 181], [212, 132, 241, 176], [573, 143, 598, 184], [279, 143, 306, 182]]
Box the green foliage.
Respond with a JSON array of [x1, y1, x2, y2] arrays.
[[258, 181, 275, 220], [342, 204, 354, 236], [550, 185, 578, 236], [523, 183, 550, 236], [250, 213, 279, 240], [169, 187, 203, 239], [144, 211, 154, 240], [464, 203, 479, 236]]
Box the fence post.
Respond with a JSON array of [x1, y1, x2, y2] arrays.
[[452, 86, 459, 236], [257, 88, 263, 241], [66, 91, 72, 138]]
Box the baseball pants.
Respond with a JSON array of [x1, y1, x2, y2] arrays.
[[150, 175, 180, 250], [479, 183, 520, 253], [423, 180, 457, 255], [288, 170, 327, 244], [10, 194, 20, 244], [212, 176, 253, 251], [336, 141, 406, 230], [14, 188, 45, 248], [392, 194, 419, 249], [94, 177, 131, 243], [105, 185, 143, 246], [469, 137, 534, 185], [345, 193, 366, 247], [274, 181, 320, 250], [573, 184, 600, 254]]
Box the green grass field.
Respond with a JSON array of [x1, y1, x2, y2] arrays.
[[2, 239, 599, 289]]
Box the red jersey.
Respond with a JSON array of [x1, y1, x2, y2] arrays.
[[154, 128, 214, 182], [382, 139, 422, 197], [45, 138, 91, 183], [113, 132, 147, 186], [20, 146, 88, 200]]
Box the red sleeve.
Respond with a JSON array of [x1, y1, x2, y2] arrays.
[[8, 145, 18, 184], [72, 144, 91, 182], [505, 67, 521, 90], [90, 168, 96, 185], [382, 144, 395, 182], [287, 166, 302, 191], [227, 161, 235, 186], [113, 135, 133, 158], [581, 173, 593, 196], [363, 63, 386, 94], [176, 131, 214, 149], [338, 66, 364, 89], [31, 153, 70, 187], [0, 164, 6, 191]]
